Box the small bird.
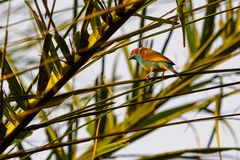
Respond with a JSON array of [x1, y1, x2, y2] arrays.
[[128, 47, 181, 80]]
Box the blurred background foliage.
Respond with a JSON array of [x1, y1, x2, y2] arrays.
[[0, 0, 240, 159]]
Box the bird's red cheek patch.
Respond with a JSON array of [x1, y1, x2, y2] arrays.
[[134, 48, 139, 54]]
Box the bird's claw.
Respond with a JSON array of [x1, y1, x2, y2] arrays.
[[161, 72, 165, 80], [144, 74, 150, 81]]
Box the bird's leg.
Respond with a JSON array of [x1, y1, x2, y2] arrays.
[[144, 75, 148, 81], [161, 71, 165, 80], [144, 72, 150, 81], [144, 69, 152, 81]]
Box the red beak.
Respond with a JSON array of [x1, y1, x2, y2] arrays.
[[128, 55, 133, 60]]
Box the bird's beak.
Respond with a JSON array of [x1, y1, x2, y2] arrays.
[[128, 55, 133, 60]]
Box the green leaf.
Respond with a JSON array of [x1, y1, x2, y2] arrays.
[[37, 33, 52, 95], [80, 139, 130, 159], [25, 1, 47, 36], [73, 30, 90, 56], [235, 7, 240, 31], [176, 0, 186, 47], [16, 143, 32, 160], [39, 111, 66, 159], [140, 147, 240, 159], [199, 0, 218, 58], [54, 33, 74, 64], [3, 59, 28, 110], [185, 1, 200, 55], [94, 0, 113, 25]]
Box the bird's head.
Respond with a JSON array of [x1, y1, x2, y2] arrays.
[[128, 48, 142, 60]]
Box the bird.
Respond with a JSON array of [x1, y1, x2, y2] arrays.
[[128, 47, 181, 81]]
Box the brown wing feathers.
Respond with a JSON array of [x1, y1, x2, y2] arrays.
[[140, 48, 175, 65]]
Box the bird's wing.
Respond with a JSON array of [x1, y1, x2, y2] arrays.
[[141, 48, 175, 65]]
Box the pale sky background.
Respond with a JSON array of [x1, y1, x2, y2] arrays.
[[0, 0, 240, 159]]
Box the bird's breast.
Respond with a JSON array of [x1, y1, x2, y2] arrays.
[[142, 61, 167, 72]]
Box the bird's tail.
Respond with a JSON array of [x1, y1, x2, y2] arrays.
[[169, 67, 182, 79]]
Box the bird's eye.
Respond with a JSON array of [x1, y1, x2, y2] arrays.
[[134, 48, 139, 54]]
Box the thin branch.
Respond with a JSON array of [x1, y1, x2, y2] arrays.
[[0, 0, 147, 153], [1, 113, 240, 159], [4, 67, 240, 105], [24, 80, 240, 131]]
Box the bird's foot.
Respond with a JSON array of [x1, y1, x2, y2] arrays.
[[144, 74, 150, 81], [161, 72, 165, 80], [177, 73, 183, 79]]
